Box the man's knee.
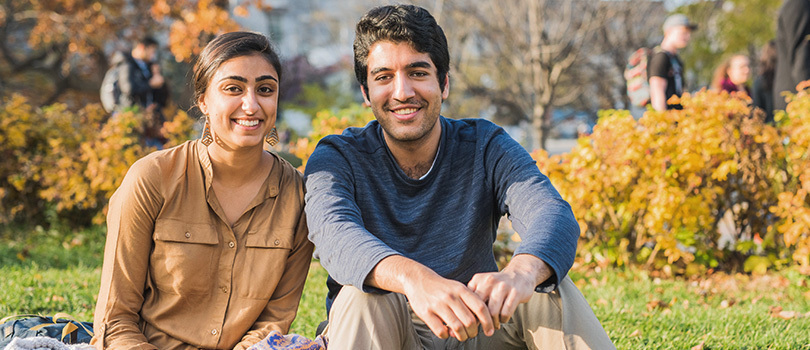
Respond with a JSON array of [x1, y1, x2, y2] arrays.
[[329, 286, 408, 319], [325, 286, 418, 349]]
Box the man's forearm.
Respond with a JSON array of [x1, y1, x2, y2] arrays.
[[649, 77, 669, 112], [365, 254, 440, 294]]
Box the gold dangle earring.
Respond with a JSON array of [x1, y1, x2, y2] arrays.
[[265, 127, 279, 146], [201, 118, 214, 146]]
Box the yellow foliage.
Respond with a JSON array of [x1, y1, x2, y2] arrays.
[[0, 95, 195, 225], [538, 87, 810, 273], [289, 104, 375, 171]]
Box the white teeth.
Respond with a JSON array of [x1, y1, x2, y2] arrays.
[[235, 119, 259, 127], [395, 108, 417, 114]]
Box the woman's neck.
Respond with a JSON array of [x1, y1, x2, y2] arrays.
[[207, 144, 270, 186]]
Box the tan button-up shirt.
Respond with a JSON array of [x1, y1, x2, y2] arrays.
[[92, 140, 313, 350]]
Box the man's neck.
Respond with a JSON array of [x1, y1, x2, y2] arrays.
[[384, 121, 442, 180], [660, 40, 679, 54]]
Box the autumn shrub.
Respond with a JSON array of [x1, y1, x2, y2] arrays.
[[769, 82, 810, 272], [289, 103, 375, 171], [0, 94, 196, 227], [534, 87, 810, 274]]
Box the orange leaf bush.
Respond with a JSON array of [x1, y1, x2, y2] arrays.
[[535, 86, 810, 274], [0, 94, 196, 226], [289, 104, 375, 172]]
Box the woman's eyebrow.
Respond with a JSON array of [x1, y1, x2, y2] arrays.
[[256, 75, 278, 83], [219, 75, 248, 83]]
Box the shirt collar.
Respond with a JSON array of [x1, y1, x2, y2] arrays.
[[195, 139, 281, 202]]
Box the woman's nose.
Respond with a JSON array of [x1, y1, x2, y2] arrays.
[[242, 92, 259, 115]]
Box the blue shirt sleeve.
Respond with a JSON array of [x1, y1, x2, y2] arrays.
[[484, 127, 580, 292], [304, 139, 400, 292]]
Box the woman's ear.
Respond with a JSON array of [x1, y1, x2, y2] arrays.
[[198, 97, 207, 115]]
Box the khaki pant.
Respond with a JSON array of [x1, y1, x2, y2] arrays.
[[324, 276, 615, 349]]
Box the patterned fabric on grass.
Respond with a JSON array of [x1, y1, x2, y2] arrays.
[[3, 336, 93, 350], [247, 331, 327, 350]]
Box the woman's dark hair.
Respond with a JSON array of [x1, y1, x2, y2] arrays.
[[758, 40, 777, 89], [353, 4, 449, 94], [192, 31, 282, 109]]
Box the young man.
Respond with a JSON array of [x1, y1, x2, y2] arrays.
[[304, 5, 614, 349], [648, 14, 697, 111]]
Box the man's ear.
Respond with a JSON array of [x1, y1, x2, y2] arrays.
[[361, 85, 371, 107], [441, 73, 450, 100]]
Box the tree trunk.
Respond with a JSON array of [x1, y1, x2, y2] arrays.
[[532, 103, 548, 151]]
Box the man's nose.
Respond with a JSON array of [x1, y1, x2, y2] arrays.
[[392, 75, 416, 101]]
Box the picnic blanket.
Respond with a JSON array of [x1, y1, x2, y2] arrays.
[[3, 337, 93, 350], [247, 331, 327, 350]]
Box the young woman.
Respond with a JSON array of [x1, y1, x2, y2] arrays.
[[92, 32, 313, 350], [710, 54, 752, 95]]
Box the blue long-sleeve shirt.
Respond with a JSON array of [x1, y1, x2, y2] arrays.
[[304, 117, 579, 308]]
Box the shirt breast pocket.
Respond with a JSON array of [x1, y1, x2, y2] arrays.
[[151, 219, 219, 295], [238, 228, 294, 299]]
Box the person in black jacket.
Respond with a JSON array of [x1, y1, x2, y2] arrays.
[[102, 36, 168, 147], [105, 36, 166, 111], [773, 0, 810, 111], [753, 40, 777, 123]]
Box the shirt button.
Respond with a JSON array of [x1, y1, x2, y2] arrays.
[[274, 240, 280, 246], [211, 329, 218, 335], [221, 286, 228, 293], [228, 241, 235, 248], [185, 232, 191, 238]]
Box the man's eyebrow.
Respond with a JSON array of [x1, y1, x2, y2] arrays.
[[406, 61, 432, 69], [369, 61, 433, 76], [370, 67, 392, 76]]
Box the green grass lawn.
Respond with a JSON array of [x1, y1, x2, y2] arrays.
[[2, 226, 809, 349]]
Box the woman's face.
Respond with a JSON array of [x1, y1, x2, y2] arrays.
[[727, 56, 750, 86], [199, 54, 279, 151]]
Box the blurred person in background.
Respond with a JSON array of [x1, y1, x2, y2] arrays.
[[710, 54, 751, 95], [101, 36, 169, 148], [773, 0, 810, 110], [753, 40, 777, 123], [649, 14, 697, 111]]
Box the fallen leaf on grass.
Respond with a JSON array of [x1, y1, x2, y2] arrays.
[[719, 299, 736, 309], [691, 341, 705, 350], [776, 311, 799, 320], [646, 299, 669, 311], [629, 329, 641, 337], [769, 306, 804, 320]]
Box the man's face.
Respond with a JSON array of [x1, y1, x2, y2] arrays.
[[133, 44, 157, 62], [362, 41, 448, 144], [669, 26, 693, 49]]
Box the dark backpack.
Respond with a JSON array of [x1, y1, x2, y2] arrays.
[[100, 63, 121, 113], [0, 315, 93, 346]]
